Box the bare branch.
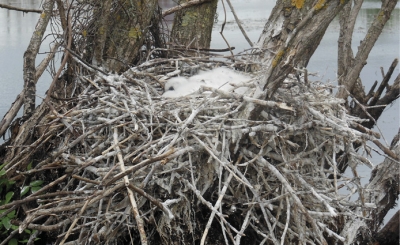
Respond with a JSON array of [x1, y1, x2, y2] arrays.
[[162, 0, 212, 17], [337, 0, 398, 99], [0, 3, 41, 13], [225, 0, 253, 47]]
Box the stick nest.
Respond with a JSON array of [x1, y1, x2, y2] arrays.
[[2, 58, 379, 245]]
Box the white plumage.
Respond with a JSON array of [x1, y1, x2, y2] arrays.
[[162, 67, 251, 98]]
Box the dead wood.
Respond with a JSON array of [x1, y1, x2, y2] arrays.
[[162, 0, 212, 17], [340, 129, 399, 245], [0, 3, 41, 13], [0, 1, 399, 245], [1, 52, 391, 244]]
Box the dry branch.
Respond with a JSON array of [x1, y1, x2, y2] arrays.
[[0, 1, 398, 244], [3, 57, 385, 244], [0, 3, 41, 13], [162, 0, 212, 17]]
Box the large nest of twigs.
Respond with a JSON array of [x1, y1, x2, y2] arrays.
[[3, 58, 378, 244]]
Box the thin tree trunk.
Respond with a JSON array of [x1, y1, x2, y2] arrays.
[[23, 0, 55, 118], [336, 0, 398, 100]]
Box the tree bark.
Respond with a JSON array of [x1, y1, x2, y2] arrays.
[[23, 0, 55, 118], [243, 0, 347, 120], [336, 0, 398, 100], [84, 0, 159, 72], [337, 0, 362, 85], [375, 210, 400, 245], [170, 0, 217, 51]]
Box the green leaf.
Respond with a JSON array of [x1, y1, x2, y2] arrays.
[[27, 162, 33, 171], [7, 210, 16, 219], [6, 181, 15, 192], [24, 229, 32, 234], [0, 178, 6, 185], [2, 216, 11, 230], [29, 180, 43, 187], [5, 192, 14, 203], [0, 162, 6, 170], [8, 238, 18, 245], [20, 186, 30, 197], [0, 169, 6, 177], [30, 186, 41, 193]]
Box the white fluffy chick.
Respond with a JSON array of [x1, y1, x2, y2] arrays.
[[162, 67, 251, 98], [162, 77, 202, 98], [191, 67, 251, 94]]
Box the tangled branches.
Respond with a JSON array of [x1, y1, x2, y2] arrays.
[[0, 55, 385, 244]]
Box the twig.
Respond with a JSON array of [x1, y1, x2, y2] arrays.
[[225, 0, 253, 47], [280, 196, 290, 245], [128, 183, 174, 220], [59, 199, 90, 245], [368, 58, 398, 106], [0, 3, 41, 13], [162, 0, 212, 17], [103, 147, 195, 186], [200, 156, 238, 245], [178, 174, 242, 235], [219, 0, 235, 57], [113, 127, 148, 245]]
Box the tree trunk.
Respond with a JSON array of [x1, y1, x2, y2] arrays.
[[170, 0, 218, 51], [336, 0, 398, 100], [375, 210, 400, 245], [23, 0, 54, 118], [251, 0, 346, 100], [85, 0, 159, 72]]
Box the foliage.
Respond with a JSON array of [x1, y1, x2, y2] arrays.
[[0, 163, 41, 245]]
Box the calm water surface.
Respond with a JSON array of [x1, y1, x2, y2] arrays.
[[0, 0, 54, 118], [1, 0, 399, 221]]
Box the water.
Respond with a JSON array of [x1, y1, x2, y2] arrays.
[[1, 0, 399, 222], [0, 0, 54, 123]]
